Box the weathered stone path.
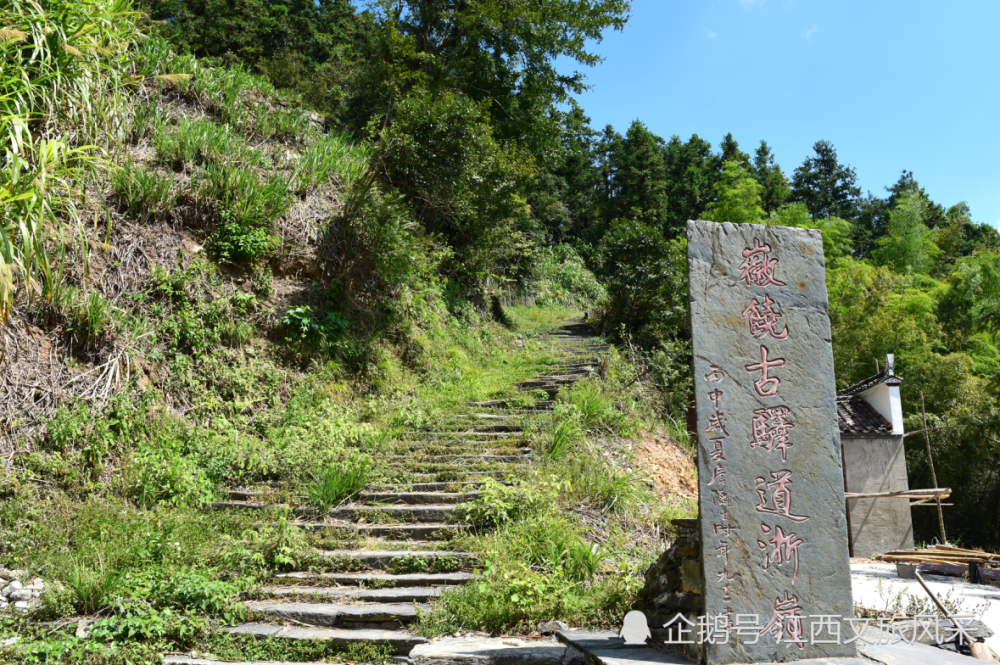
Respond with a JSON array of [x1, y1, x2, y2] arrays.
[[200, 322, 608, 662]]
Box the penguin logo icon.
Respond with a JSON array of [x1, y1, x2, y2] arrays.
[[619, 610, 651, 645]]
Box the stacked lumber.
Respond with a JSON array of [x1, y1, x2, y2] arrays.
[[877, 544, 1000, 566], [876, 545, 1000, 581]]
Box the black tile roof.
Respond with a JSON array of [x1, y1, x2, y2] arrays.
[[840, 354, 904, 397], [837, 396, 893, 436]]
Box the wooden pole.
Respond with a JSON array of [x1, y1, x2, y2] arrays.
[[921, 391, 947, 544]]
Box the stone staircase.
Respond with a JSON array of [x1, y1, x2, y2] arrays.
[[207, 322, 608, 660]]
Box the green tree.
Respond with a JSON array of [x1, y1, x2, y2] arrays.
[[353, 0, 629, 156], [719, 132, 750, 166], [770, 203, 853, 261], [663, 134, 720, 234], [595, 220, 688, 348], [368, 91, 534, 280], [703, 161, 765, 226], [610, 120, 670, 231], [871, 191, 940, 274], [753, 141, 790, 214], [790, 140, 860, 219]]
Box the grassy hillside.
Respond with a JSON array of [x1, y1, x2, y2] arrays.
[[0, 2, 694, 662]]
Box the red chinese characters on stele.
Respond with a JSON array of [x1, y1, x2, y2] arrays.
[[735, 238, 812, 649]]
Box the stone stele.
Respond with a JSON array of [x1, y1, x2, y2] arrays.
[[686, 220, 855, 663]]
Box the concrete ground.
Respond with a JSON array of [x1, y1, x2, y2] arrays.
[[851, 562, 1000, 654]]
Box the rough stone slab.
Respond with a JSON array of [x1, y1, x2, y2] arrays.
[[263, 586, 442, 601], [225, 623, 427, 654], [410, 636, 567, 665], [302, 523, 462, 540], [555, 631, 868, 665], [859, 641, 981, 663], [164, 658, 323, 665], [360, 492, 481, 505], [245, 601, 429, 625], [318, 549, 475, 565], [687, 220, 855, 663], [275, 571, 474, 586], [329, 505, 458, 522]]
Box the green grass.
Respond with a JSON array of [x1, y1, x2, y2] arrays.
[[306, 457, 370, 514]]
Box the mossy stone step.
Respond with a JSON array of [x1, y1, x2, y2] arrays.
[[387, 462, 522, 474], [316, 549, 475, 568], [399, 431, 523, 439], [368, 481, 490, 492], [244, 601, 430, 627], [359, 491, 480, 505], [261, 585, 443, 602], [388, 454, 529, 465], [406, 469, 510, 481], [329, 504, 459, 522], [165, 658, 320, 665], [225, 623, 426, 655], [299, 522, 463, 540], [275, 571, 474, 587], [391, 443, 530, 455]]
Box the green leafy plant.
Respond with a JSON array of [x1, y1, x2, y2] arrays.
[[306, 457, 370, 514], [62, 556, 126, 614]]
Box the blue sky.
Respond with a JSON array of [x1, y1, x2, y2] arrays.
[[562, 0, 1000, 227]]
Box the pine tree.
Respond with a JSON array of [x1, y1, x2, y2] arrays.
[[790, 140, 860, 219], [753, 141, 790, 215]]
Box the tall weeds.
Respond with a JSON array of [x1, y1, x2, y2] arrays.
[[0, 0, 140, 318]]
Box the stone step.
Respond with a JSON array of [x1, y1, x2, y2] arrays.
[[165, 658, 320, 665], [245, 601, 430, 627], [359, 491, 480, 505], [386, 470, 509, 484], [261, 585, 443, 602], [275, 571, 474, 587], [368, 481, 489, 493], [387, 462, 521, 474], [330, 504, 459, 522], [466, 400, 554, 410], [317, 549, 475, 568], [400, 431, 523, 439], [388, 454, 528, 464], [392, 441, 530, 454], [517, 377, 581, 389], [225, 623, 426, 655], [300, 522, 464, 540]]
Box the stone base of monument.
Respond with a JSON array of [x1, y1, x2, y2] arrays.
[[555, 629, 982, 664]]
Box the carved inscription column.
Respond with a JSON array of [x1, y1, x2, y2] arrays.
[[687, 221, 856, 664]]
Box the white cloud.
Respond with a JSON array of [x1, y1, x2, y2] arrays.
[[705, 28, 718, 40], [802, 24, 818, 42]]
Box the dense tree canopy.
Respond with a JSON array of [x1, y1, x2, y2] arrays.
[[152, 0, 1000, 548]]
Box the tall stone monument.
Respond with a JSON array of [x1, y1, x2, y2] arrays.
[[687, 220, 856, 663]]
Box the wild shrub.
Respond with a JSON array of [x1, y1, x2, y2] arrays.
[[61, 556, 127, 614], [561, 381, 623, 433], [307, 456, 370, 514], [369, 91, 534, 280], [462, 477, 560, 528], [292, 132, 371, 196], [90, 599, 208, 649], [151, 571, 246, 623], [526, 244, 606, 308], [123, 438, 215, 509]]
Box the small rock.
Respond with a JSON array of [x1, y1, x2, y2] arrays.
[[13, 601, 28, 612], [0, 637, 18, 647], [26, 578, 44, 591], [0, 568, 11, 581], [7, 571, 27, 581], [76, 619, 97, 639], [537, 620, 569, 634], [8, 590, 32, 602]]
